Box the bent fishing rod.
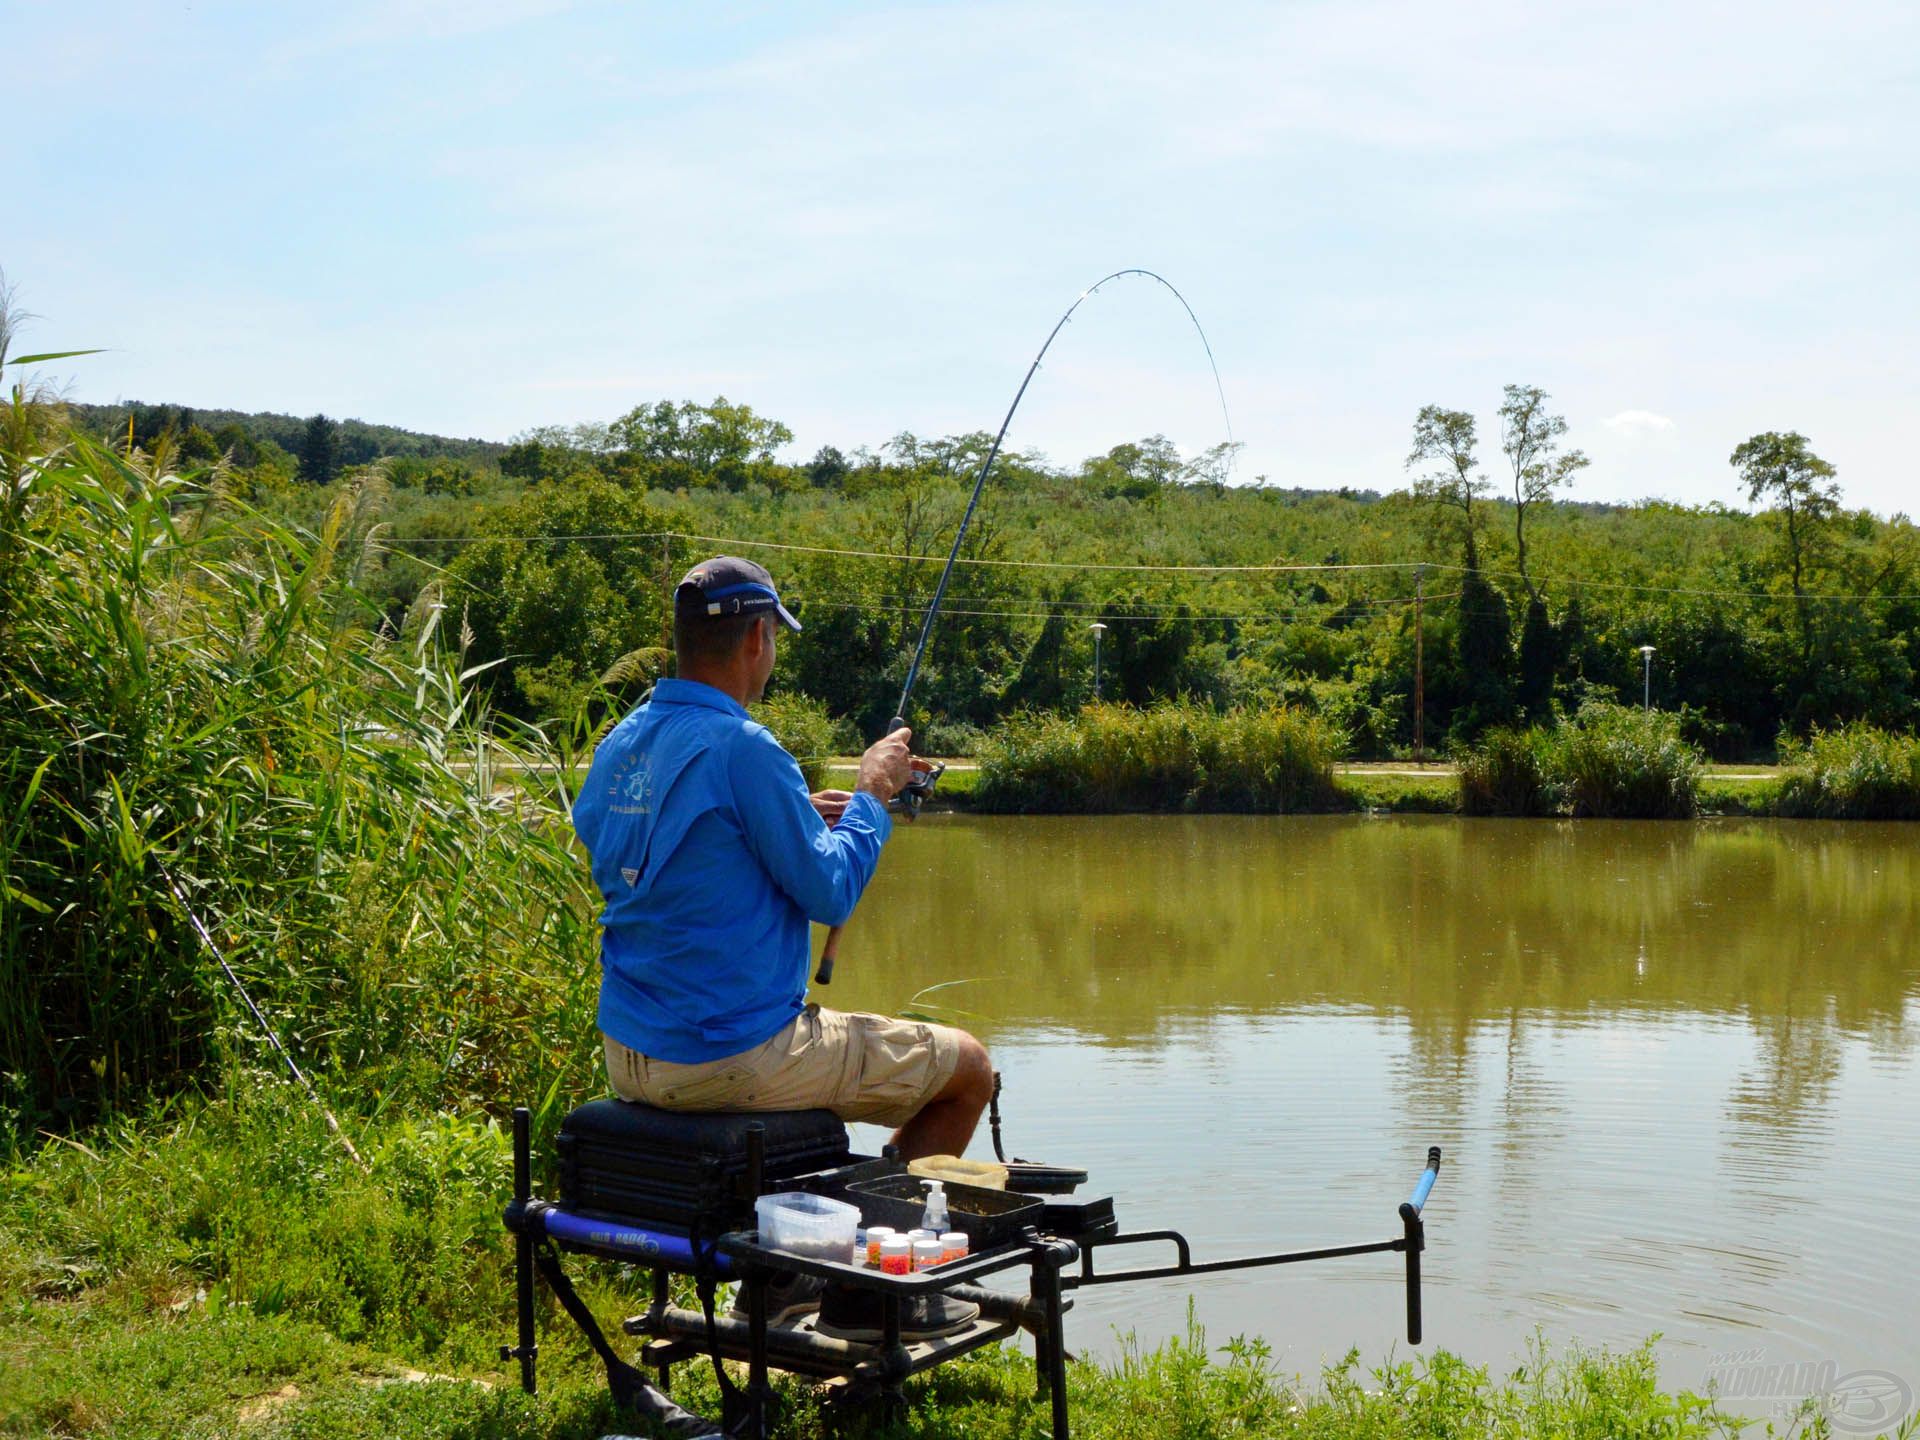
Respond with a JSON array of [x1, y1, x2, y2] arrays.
[[816, 267, 1233, 984]]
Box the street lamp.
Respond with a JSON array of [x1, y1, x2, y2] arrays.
[[1089, 622, 1107, 703], [1638, 645, 1656, 712]]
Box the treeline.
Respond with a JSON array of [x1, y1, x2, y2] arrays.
[[64, 400, 504, 486], [65, 391, 1920, 760]]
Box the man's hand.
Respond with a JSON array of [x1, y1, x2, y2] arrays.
[[809, 789, 853, 825], [855, 727, 914, 804]]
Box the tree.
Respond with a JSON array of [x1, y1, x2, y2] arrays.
[[1407, 406, 1488, 567], [806, 445, 850, 489], [1079, 436, 1183, 501], [446, 478, 671, 718], [1730, 431, 1840, 669], [609, 396, 793, 489], [298, 413, 340, 485], [1515, 594, 1556, 721], [1452, 566, 1513, 736], [1498, 384, 1588, 599], [1182, 440, 1244, 494]]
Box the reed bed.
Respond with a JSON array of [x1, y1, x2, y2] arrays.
[[1458, 704, 1701, 818], [0, 408, 602, 1137], [973, 702, 1344, 813], [1775, 723, 1920, 819]]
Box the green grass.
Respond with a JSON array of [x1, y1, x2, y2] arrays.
[[1336, 772, 1459, 813]]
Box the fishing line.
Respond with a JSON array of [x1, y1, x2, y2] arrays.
[[159, 864, 367, 1170], [889, 268, 1235, 724], [817, 268, 1234, 985]]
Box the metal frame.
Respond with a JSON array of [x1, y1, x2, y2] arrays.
[[502, 1106, 1442, 1439]]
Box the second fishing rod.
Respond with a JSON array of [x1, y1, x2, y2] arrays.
[[814, 268, 1232, 984]]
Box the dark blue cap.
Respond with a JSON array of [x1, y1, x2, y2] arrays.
[[674, 555, 801, 632]]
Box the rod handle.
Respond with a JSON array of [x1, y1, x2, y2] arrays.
[[814, 924, 844, 985]]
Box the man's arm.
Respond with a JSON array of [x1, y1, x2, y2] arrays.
[[729, 728, 893, 927]]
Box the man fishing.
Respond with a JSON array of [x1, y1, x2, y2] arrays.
[[572, 555, 991, 1340]]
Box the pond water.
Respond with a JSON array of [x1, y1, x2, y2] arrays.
[[820, 814, 1920, 1404]]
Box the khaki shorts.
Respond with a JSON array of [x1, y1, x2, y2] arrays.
[[603, 1004, 964, 1128]]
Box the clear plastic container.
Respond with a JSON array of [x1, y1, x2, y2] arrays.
[[879, 1235, 912, 1275], [863, 1225, 896, 1266], [754, 1191, 861, 1264], [912, 1238, 943, 1271], [939, 1231, 968, 1264]]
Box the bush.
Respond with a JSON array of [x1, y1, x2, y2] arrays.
[[919, 718, 986, 757], [1776, 723, 1920, 818], [1457, 704, 1701, 818], [1457, 728, 1555, 816], [750, 690, 836, 790], [975, 702, 1344, 813], [1556, 703, 1701, 818]]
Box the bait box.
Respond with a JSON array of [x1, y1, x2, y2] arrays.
[[754, 1191, 861, 1264]]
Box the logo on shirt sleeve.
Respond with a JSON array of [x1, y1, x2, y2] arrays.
[[620, 867, 640, 887]]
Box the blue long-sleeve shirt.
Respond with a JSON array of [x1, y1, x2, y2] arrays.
[[572, 678, 891, 1063]]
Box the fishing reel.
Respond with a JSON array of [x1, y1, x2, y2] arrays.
[[892, 760, 947, 821], [882, 714, 944, 822]]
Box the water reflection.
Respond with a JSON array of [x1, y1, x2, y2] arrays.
[[819, 816, 1920, 1390]]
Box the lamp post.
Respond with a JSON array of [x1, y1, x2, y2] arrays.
[[1090, 622, 1107, 703], [1639, 645, 1655, 712]]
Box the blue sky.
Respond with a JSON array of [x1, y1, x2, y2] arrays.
[[10, 1, 1918, 513]]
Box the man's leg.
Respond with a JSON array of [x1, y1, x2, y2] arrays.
[[891, 1030, 993, 1162]]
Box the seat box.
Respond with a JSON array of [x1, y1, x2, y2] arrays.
[[556, 1099, 853, 1234]]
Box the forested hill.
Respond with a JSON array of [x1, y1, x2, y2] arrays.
[[52, 392, 1920, 761], [65, 400, 505, 467]]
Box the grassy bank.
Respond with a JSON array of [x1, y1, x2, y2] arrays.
[[3, 1086, 1772, 1440]]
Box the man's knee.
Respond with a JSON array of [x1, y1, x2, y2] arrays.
[[940, 1032, 993, 1106]]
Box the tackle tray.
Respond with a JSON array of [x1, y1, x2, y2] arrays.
[[844, 1171, 1044, 1248], [556, 1100, 853, 1232]]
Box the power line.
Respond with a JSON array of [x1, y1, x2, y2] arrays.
[[375, 528, 1920, 604]]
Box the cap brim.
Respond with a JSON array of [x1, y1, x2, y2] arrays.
[[774, 602, 802, 633]]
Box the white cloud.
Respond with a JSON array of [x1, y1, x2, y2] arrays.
[[1604, 410, 1677, 437]]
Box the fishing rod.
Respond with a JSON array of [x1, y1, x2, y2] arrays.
[[159, 864, 367, 1170], [816, 268, 1234, 984]]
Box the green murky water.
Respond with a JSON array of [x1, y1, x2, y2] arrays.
[[818, 814, 1920, 1400]]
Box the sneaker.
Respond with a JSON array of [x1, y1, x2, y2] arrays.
[[813, 1284, 980, 1344], [730, 1271, 824, 1327]]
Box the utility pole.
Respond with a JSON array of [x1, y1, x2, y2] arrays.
[[1413, 566, 1426, 765]]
